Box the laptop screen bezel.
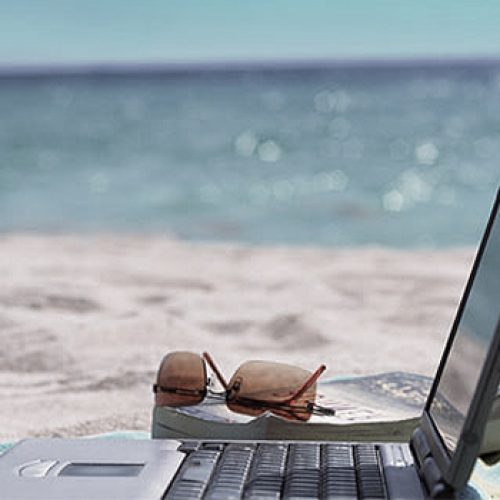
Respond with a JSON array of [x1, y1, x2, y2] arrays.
[[422, 189, 500, 491]]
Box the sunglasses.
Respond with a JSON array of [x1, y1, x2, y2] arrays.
[[153, 351, 335, 421]]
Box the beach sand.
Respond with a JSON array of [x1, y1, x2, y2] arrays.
[[0, 235, 474, 441]]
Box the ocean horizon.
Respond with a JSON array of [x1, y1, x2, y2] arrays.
[[2, 55, 500, 75]]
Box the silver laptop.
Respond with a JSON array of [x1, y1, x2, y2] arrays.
[[1, 190, 499, 499]]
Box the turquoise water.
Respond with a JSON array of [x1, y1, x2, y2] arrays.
[[0, 62, 499, 247]]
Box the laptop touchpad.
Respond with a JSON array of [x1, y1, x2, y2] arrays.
[[59, 463, 144, 477]]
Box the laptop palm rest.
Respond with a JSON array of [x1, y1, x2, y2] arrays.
[[0, 438, 184, 500]]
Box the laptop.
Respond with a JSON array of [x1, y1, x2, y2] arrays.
[[1, 190, 499, 499]]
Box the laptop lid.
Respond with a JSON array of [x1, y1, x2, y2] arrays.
[[418, 189, 500, 492]]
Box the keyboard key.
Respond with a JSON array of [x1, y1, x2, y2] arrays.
[[167, 449, 220, 499], [245, 444, 288, 499], [283, 443, 321, 499], [321, 443, 357, 498], [206, 444, 255, 499], [354, 445, 386, 499], [323, 444, 355, 468], [177, 441, 201, 453], [202, 442, 226, 451]]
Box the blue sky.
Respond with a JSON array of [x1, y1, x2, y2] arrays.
[[1, 1, 500, 66]]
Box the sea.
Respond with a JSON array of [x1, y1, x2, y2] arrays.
[[1, 61, 499, 247]]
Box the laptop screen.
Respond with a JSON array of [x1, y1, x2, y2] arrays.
[[429, 199, 499, 454]]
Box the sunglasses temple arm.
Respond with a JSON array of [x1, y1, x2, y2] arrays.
[[202, 352, 229, 391], [285, 364, 326, 404]]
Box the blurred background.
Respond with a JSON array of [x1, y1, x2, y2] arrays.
[[1, 0, 499, 247]]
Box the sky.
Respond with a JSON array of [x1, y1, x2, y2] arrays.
[[1, 1, 500, 66]]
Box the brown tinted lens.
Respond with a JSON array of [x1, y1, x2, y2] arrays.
[[155, 351, 206, 407], [226, 361, 316, 421]]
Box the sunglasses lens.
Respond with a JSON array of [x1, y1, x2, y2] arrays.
[[226, 361, 316, 420], [155, 351, 206, 407]]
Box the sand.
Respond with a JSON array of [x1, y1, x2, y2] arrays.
[[0, 234, 474, 442]]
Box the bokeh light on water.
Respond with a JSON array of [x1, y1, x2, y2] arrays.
[[0, 62, 499, 247]]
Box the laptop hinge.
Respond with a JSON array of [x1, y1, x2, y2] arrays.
[[410, 427, 455, 498], [410, 427, 431, 468]]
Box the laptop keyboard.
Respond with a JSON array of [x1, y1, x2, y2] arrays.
[[166, 442, 387, 499]]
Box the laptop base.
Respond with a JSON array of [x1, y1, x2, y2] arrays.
[[0, 437, 436, 499]]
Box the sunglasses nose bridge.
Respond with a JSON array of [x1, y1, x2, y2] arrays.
[[202, 352, 230, 390]]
